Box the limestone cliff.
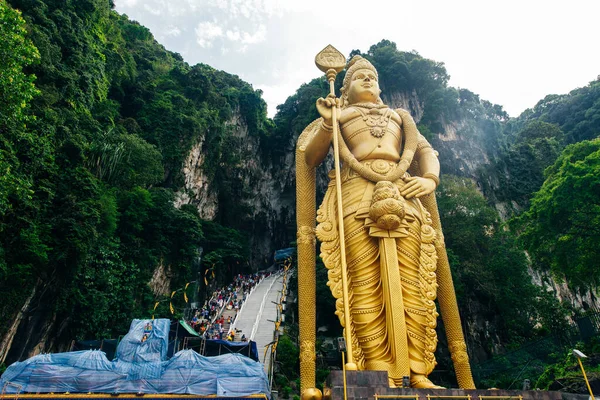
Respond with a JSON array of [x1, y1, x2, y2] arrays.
[[383, 90, 496, 180], [174, 109, 296, 263]]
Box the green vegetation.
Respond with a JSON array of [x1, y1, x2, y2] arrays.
[[2, 0, 600, 392], [0, 0, 265, 351], [0, 1, 39, 127], [514, 139, 600, 290], [437, 176, 569, 344], [535, 340, 600, 391], [518, 78, 600, 145], [482, 79, 600, 213], [480, 121, 563, 209]]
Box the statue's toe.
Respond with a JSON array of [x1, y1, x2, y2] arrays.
[[411, 376, 445, 389]]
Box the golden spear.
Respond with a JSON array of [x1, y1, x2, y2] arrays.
[[314, 44, 357, 371]]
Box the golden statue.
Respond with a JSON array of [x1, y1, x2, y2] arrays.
[[296, 46, 475, 398]]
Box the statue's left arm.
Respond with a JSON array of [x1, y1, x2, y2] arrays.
[[414, 133, 440, 185], [398, 112, 440, 199]]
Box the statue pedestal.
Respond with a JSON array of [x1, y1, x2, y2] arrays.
[[324, 371, 564, 400]]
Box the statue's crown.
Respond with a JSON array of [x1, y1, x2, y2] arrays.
[[343, 55, 378, 90]]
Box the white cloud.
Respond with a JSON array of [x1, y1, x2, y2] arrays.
[[212, 0, 229, 12], [165, 4, 186, 17], [226, 29, 241, 41], [120, 0, 138, 7], [257, 80, 309, 117], [195, 21, 224, 48], [164, 26, 181, 37], [241, 24, 266, 44], [225, 25, 267, 45], [143, 4, 161, 15]]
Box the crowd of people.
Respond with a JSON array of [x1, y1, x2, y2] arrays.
[[187, 272, 272, 341]]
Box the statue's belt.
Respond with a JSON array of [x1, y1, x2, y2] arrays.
[[329, 159, 409, 184]]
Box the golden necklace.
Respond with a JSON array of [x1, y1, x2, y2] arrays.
[[352, 105, 392, 138]]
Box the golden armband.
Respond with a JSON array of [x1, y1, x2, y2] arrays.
[[423, 172, 440, 188], [321, 119, 333, 132]]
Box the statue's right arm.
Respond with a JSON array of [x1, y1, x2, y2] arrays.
[[304, 96, 337, 167], [304, 118, 333, 167]]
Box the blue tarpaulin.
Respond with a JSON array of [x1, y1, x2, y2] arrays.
[[273, 248, 294, 261], [0, 319, 269, 397]]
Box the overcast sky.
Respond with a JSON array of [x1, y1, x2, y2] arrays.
[[114, 0, 600, 118]]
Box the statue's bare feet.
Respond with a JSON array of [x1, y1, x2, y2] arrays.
[[411, 375, 445, 389], [388, 378, 398, 388]]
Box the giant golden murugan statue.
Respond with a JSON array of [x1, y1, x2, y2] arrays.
[[296, 46, 475, 399]]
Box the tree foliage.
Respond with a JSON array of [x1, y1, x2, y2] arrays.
[[0, 0, 268, 351], [438, 176, 566, 343], [518, 78, 600, 144], [0, 1, 39, 128], [514, 139, 600, 290], [481, 121, 563, 209], [482, 78, 600, 214]]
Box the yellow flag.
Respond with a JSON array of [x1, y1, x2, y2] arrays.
[[169, 302, 174, 314], [184, 282, 190, 303]]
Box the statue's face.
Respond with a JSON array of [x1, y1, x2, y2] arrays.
[[347, 68, 380, 104]]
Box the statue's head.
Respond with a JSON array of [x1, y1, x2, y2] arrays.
[[341, 55, 382, 107]]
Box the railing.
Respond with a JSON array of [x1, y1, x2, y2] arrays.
[[373, 395, 523, 400], [374, 396, 419, 400], [1, 383, 22, 400], [267, 265, 291, 391]]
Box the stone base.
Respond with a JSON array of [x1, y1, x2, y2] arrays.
[[324, 371, 564, 400]]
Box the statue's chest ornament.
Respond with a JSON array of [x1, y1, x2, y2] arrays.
[[354, 106, 392, 138]]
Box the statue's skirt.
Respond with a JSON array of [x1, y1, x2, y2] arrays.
[[317, 171, 439, 381]]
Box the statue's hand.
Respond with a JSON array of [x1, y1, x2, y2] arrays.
[[400, 176, 436, 199], [316, 94, 338, 124]]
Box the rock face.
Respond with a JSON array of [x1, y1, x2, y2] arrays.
[[530, 267, 599, 312], [433, 119, 492, 179], [383, 90, 494, 180], [175, 137, 219, 220], [175, 109, 298, 263], [384, 90, 425, 122], [1, 280, 71, 365]]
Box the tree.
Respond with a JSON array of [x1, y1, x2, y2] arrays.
[[0, 1, 39, 128], [0, 1, 40, 214], [501, 121, 563, 206], [438, 175, 561, 343], [201, 220, 249, 284], [515, 139, 600, 290]]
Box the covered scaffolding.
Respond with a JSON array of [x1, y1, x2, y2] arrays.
[[0, 319, 269, 398]]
